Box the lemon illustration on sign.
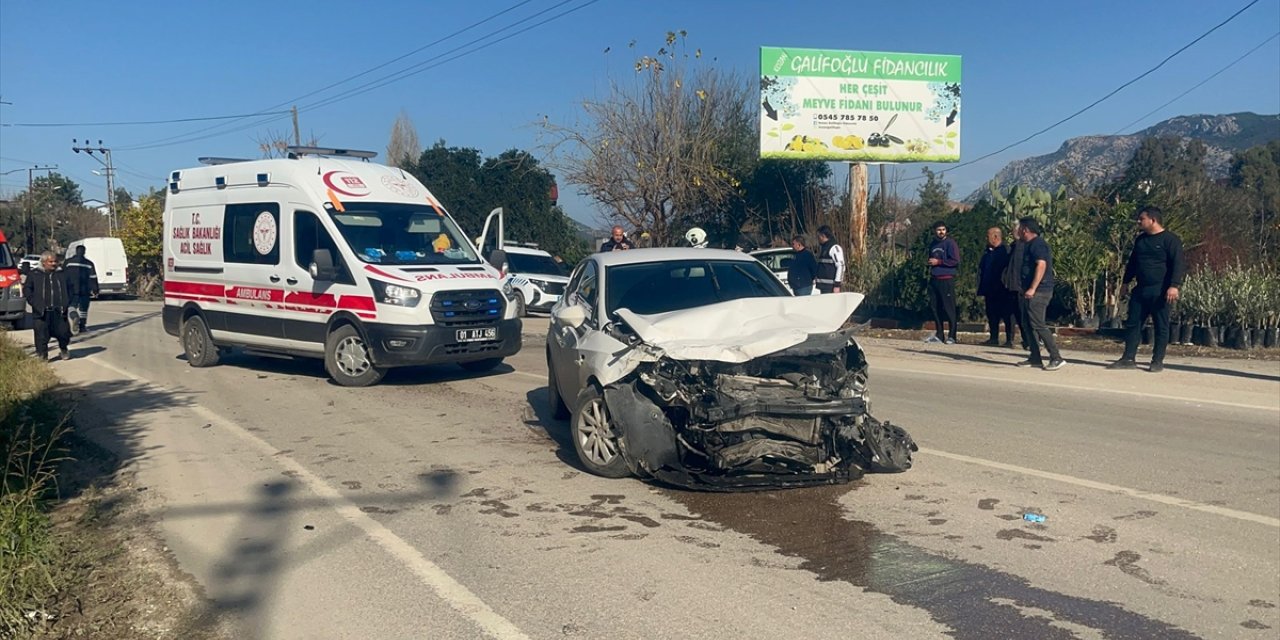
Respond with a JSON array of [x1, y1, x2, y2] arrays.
[[832, 135, 865, 150], [786, 135, 829, 153]]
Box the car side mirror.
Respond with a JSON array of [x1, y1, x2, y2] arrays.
[[309, 248, 338, 281], [553, 303, 588, 329], [487, 249, 507, 271]]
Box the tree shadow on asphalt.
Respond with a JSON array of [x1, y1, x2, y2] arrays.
[[62, 373, 469, 639], [522, 388, 590, 475]]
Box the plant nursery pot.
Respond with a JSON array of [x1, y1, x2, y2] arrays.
[[1169, 322, 1181, 344], [1263, 328, 1279, 349], [1213, 326, 1225, 346], [1192, 326, 1207, 346], [1179, 323, 1194, 345], [1225, 327, 1244, 350], [1249, 328, 1264, 349]]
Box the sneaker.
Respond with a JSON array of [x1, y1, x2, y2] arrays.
[[923, 335, 943, 344], [1043, 359, 1066, 371], [1015, 359, 1041, 368], [1106, 359, 1137, 370], [59, 348, 71, 361], [945, 338, 957, 345], [1148, 362, 1165, 373], [1003, 340, 1015, 348]]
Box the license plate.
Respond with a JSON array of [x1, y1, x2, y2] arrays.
[[456, 327, 497, 343]]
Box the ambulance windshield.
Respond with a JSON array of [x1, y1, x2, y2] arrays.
[[328, 204, 480, 265]]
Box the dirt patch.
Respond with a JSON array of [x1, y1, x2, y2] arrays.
[[20, 435, 229, 640]]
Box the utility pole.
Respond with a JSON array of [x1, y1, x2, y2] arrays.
[[848, 162, 869, 262], [291, 105, 301, 146], [71, 139, 117, 235]]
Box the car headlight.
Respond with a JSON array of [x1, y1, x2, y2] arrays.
[[7, 283, 20, 298], [527, 278, 551, 290], [370, 279, 421, 307], [502, 281, 517, 300]]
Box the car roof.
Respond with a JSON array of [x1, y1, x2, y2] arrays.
[[750, 247, 796, 255], [592, 247, 758, 267]]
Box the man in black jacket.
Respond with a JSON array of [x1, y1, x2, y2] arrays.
[[1108, 206, 1186, 373], [600, 226, 634, 252], [21, 252, 72, 361], [65, 244, 99, 332], [786, 235, 818, 296], [978, 227, 1015, 346]]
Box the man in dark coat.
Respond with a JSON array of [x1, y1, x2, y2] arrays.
[[925, 220, 961, 344], [22, 251, 72, 360], [65, 244, 99, 332], [1107, 206, 1186, 373], [978, 226, 1016, 346], [786, 235, 818, 296]]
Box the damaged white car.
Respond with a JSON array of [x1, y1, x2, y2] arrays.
[[546, 248, 916, 490]]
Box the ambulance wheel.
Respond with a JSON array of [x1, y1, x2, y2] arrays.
[[513, 292, 527, 317], [325, 324, 385, 387], [182, 315, 221, 368]]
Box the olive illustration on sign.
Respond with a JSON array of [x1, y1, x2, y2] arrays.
[[867, 114, 903, 147]]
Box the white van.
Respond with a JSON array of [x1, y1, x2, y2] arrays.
[[66, 236, 128, 296], [160, 147, 522, 386]]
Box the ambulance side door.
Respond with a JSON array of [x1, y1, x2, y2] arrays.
[[282, 209, 360, 347], [221, 202, 285, 342]]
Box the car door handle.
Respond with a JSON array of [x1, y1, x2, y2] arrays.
[[286, 277, 298, 285], [269, 275, 281, 283]]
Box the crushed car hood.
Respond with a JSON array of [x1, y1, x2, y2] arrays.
[[615, 293, 864, 363]]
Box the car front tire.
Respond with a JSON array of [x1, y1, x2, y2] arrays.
[[571, 386, 630, 478]]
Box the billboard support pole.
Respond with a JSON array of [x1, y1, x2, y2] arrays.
[[849, 162, 868, 262]]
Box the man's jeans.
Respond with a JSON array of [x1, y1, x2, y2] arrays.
[[1121, 285, 1170, 364], [1019, 290, 1061, 364], [792, 285, 813, 296]]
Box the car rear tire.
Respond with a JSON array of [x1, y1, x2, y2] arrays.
[[325, 324, 385, 387], [571, 386, 630, 478], [547, 352, 570, 420], [182, 314, 220, 368], [458, 358, 503, 373]]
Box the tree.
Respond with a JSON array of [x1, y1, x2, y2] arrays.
[[31, 173, 83, 207], [1229, 140, 1280, 261], [386, 110, 422, 170], [915, 167, 952, 223], [405, 141, 589, 263], [540, 32, 753, 245], [118, 190, 165, 297], [113, 186, 134, 212]]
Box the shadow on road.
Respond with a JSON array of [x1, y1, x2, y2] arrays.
[[522, 387, 589, 475]]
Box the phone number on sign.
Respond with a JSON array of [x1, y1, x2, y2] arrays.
[[815, 114, 881, 122]]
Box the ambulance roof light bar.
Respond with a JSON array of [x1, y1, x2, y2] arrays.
[[198, 157, 251, 166], [286, 146, 378, 161]]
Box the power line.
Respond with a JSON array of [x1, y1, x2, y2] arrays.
[[117, 0, 544, 150], [1113, 31, 1280, 135], [1, 110, 292, 128], [883, 0, 1263, 188]]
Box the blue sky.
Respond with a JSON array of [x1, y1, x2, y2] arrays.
[[2, 0, 1277, 226]]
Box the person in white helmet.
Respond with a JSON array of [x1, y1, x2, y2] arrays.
[[685, 227, 708, 249]]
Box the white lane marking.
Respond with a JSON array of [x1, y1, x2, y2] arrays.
[[86, 358, 530, 640], [499, 368, 1280, 527], [920, 447, 1280, 528], [877, 365, 1280, 412], [510, 371, 543, 382]]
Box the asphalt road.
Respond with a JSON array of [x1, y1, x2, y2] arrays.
[[19, 300, 1280, 639]]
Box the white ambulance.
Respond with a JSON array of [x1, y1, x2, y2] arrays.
[[161, 146, 521, 386]]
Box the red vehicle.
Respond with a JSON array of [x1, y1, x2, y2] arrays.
[[0, 229, 25, 327]]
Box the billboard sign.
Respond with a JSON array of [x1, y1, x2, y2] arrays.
[[760, 47, 962, 162]]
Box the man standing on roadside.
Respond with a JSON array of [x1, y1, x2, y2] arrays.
[[815, 225, 844, 294], [600, 226, 634, 252], [65, 244, 99, 332], [787, 235, 818, 296], [925, 220, 960, 344], [22, 252, 72, 361], [1108, 206, 1186, 373], [1002, 220, 1030, 349], [1015, 218, 1065, 371], [978, 226, 1015, 346]]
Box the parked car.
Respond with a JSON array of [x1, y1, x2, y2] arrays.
[[19, 253, 42, 274], [545, 248, 915, 490], [749, 247, 819, 295], [501, 244, 569, 316]]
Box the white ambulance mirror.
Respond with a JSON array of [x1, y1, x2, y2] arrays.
[[310, 249, 338, 281]]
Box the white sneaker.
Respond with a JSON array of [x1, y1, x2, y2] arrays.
[[923, 335, 943, 344]]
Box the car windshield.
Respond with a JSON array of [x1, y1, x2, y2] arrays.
[[605, 259, 790, 316], [0, 243, 13, 269], [507, 252, 565, 276], [327, 203, 479, 266]]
